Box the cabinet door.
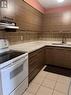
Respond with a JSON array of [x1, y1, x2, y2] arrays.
[[28, 47, 45, 82], [46, 46, 71, 69], [14, 0, 25, 29], [46, 46, 55, 65], [53, 47, 71, 68], [53, 47, 65, 67], [62, 48, 71, 69]]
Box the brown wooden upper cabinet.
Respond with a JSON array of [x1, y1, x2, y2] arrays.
[[14, 0, 25, 29], [46, 46, 71, 69]]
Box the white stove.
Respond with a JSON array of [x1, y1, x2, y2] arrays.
[[0, 39, 28, 95]]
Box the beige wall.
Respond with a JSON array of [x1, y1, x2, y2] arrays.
[[40, 11, 71, 40]]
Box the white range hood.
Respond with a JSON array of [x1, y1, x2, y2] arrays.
[[0, 22, 19, 29]]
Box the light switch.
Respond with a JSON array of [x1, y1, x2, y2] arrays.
[[0, 0, 7, 8]]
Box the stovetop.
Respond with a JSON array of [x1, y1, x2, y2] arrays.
[[0, 50, 26, 64]]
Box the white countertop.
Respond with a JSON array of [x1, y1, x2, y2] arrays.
[[10, 41, 71, 53]]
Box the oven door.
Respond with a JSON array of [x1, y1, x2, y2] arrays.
[[1, 56, 28, 95]]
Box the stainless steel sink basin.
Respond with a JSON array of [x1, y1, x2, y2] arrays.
[[66, 44, 71, 46], [52, 43, 64, 45], [52, 43, 71, 46]]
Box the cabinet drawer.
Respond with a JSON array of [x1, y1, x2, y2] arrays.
[[29, 48, 44, 58], [29, 64, 43, 83]]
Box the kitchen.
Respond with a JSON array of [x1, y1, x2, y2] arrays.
[[0, 0, 71, 95]]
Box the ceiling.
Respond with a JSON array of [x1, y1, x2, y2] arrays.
[[38, 0, 71, 8]]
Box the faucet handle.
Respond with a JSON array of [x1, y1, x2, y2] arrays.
[[62, 37, 66, 44]]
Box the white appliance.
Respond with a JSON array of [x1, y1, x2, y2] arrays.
[[0, 39, 28, 95]]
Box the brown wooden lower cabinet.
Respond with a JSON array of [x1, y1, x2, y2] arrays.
[[28, 47, 45, 83], [46, 46, 71, 69], [28, 46, 71, 83]]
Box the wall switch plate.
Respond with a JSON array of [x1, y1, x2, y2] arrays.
[[21, 36, 23, 41], [0, 0, 7, 8]]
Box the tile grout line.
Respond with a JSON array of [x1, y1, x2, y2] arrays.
[[34, 72, 49, 95], [51, 75, 59, 95], [24, 70, 71, 95], [51, 75, 71, 95], [67, 77, 71, 95], [40, 77, 57, 89], [34, 72, 59, 95], [26, 72, 48, 95], [34, 72, 58, 95], [26, 74, 70, 95]]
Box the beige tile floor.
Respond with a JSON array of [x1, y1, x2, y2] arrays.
[[23, 66, 71, 95]]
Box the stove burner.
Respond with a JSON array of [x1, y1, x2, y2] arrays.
[[0, 50, 26, 64]]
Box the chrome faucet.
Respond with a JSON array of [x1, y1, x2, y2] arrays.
[[62, 34, 66, 44]]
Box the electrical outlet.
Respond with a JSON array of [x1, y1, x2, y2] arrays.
[[21, 36, 23, 41]]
